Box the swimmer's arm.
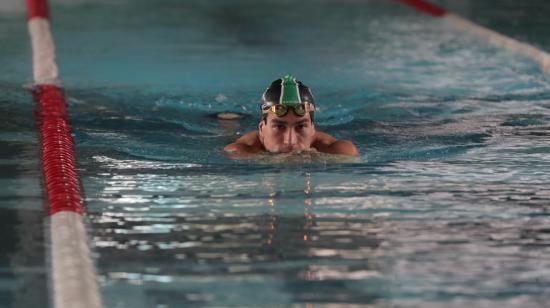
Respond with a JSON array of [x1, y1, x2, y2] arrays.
[[312, 132, 359, 156], [223, 131, 262, 158]]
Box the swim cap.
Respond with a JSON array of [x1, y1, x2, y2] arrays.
[[261, 75, 315, 110]]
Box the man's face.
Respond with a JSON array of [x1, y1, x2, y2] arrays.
[[258, 112, 316, 153]]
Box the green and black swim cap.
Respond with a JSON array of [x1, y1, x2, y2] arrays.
[[261, 75, 316, 121]]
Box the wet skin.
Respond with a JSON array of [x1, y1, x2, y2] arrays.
[[224, 111, 359, 158]]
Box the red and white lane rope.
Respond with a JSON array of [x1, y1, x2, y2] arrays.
[[26, 0, 102, 307], [396, 0, 550, 74]]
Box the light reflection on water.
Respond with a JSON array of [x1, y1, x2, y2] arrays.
[[1, 0, 550, 306], [86, 167, 389, 305], [38, 0, 550, 306], [84, 149, 550, 306], [79, 103, 550, 306]]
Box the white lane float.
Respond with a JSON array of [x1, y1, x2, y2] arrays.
[[26, 0, 103, 307]]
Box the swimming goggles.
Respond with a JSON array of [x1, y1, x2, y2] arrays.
[[261, 102, 315, 117]]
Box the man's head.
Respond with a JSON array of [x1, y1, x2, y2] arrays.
[[258, 75, 317, 153]]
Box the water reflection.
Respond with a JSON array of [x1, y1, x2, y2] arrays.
[[89, 170, 385, 306], [0, 87, 50, 308], [84, 147, 550, 307], [63, 0, 550, 306]]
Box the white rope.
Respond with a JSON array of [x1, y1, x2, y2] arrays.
[[445, 13, 550, 74], [28, 18, 60, 84]]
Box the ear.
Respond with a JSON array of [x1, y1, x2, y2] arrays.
[[258, 120, 265, 140]]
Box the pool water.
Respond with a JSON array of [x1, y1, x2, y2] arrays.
[[1, 0, 550, 307]]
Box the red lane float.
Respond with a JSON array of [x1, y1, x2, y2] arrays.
[[33, 85, 84, 216], [395, 0, 446, 17], [26, 0, 49, 20]]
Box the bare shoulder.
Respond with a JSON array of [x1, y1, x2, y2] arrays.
[[224, 131, 263, 154], [234, 131, 261, 146], [312, 131, 337, 146], [311, 131, 359, 156]]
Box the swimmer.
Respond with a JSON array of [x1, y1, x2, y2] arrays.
[[224, 75, 359, 158]]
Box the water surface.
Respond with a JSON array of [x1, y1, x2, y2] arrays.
[[1, 0, 549, 307]]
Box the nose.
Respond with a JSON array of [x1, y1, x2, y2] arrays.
[[283, 128, 297, 146]]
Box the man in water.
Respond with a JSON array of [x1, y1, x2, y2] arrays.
[[224, 75, 359, 157]]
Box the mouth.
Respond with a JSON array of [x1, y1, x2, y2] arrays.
[[275, 145, 305, 154]]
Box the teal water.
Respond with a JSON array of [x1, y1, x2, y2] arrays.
[[1, 0, 550, 307]]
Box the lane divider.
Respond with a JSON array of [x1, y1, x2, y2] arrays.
[[26, 0, 103, 307], [396, 0, 550, 74]]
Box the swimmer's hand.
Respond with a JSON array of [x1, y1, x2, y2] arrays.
[[257, 149, 359, 164], [223, 144, 317, 160], [223, 131, 360, 160]]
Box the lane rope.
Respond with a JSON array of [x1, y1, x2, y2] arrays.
[[396, 0, 550, 74], [26, 0, 103, 307]]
